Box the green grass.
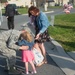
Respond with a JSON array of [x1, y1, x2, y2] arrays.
[[2, 7, 28, 15], [17, 7, 28, 14], [2, 9, 5, 14], [2, 7, 75, 52], [48, 13, 75, 52]]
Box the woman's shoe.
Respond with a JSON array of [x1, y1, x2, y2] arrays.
[[4, 66, 10, 72], [43, 55, 47, 64], [44, 60, 47, 64]]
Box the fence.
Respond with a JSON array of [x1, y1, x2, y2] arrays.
[[0, 2, 3, 26], [50, 15, 55, 26]]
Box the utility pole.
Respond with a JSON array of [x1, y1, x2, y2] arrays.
[[44, 0, 48, 11], [0, 1, 3, 26]]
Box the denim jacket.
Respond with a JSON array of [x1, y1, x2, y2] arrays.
[[36, 11, 50, 34], [17, 39, 34, 50]]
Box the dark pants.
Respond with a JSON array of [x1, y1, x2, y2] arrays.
[[7, 16, 14, 29]]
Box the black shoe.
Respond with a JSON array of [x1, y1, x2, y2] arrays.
[[8, 66, 21, 75], [4, 66, 10, 72]]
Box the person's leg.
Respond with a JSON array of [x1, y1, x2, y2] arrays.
[[0, 43, 16, 67], [11, 16, 14, 29], [0, 44, 20, 74], [4, 49, 21, 74], [3, 49, 16, 70], [7, 49, 16, 67], [25, 62, 29, 74], [29, 61, 37, 73], [7, 17, 11, 29], [33, 43, 45, 66], [39, 43, 47, 63]]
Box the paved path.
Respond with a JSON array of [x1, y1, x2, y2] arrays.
[[28, 22, 75, 75], [0, 20, 65, 75], [0, 53, 65, 75], [0, 8, 75, 75]]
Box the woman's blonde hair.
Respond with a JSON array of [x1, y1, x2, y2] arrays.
[[21, 31, 33, 42]]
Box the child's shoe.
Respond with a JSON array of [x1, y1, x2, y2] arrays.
[[34, 70, 37, 74], [26, 71, 29, 74], [31, 70, 37, 74]]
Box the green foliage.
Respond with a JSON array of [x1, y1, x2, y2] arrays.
[[48, 13, 75, 52], [0, 0, 7, 3]]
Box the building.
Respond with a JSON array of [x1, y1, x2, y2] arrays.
[[36, 0, 75, 6], [54, 0, 70, 6], [0, 0, 75, 8], [7, 0, 37, 7], [8, 0, 32, 7]]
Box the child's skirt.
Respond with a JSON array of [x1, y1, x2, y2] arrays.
[[22, 50, 34, 62]]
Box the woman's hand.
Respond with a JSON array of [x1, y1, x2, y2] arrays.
[[6, 16, 8, 18], [35, 33, 40, 40]]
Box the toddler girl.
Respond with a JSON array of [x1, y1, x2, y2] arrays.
[[18, 31, 37, 74]]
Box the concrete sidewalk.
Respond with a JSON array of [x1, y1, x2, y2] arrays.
[[27, 23, 75, 75], [0, 24, 66, 75], [67, 51, 75, 61], [0, 18, 75, 75], [45, 37, 75, 75]]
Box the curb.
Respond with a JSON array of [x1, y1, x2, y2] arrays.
[[48, 37, 75, 75], [21, 11, 54, 16]]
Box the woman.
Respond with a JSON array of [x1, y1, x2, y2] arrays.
[[28, 6, 35, 27], [28, 6, 50, 64]]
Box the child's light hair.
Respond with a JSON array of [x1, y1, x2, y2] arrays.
[[21, 31, 33, 42]]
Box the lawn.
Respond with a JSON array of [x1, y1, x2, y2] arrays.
[[17, 7, 28, 14], [2, 7, 75, 52], [2, 7, 28, 15], [48, 13, 75, 52]]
